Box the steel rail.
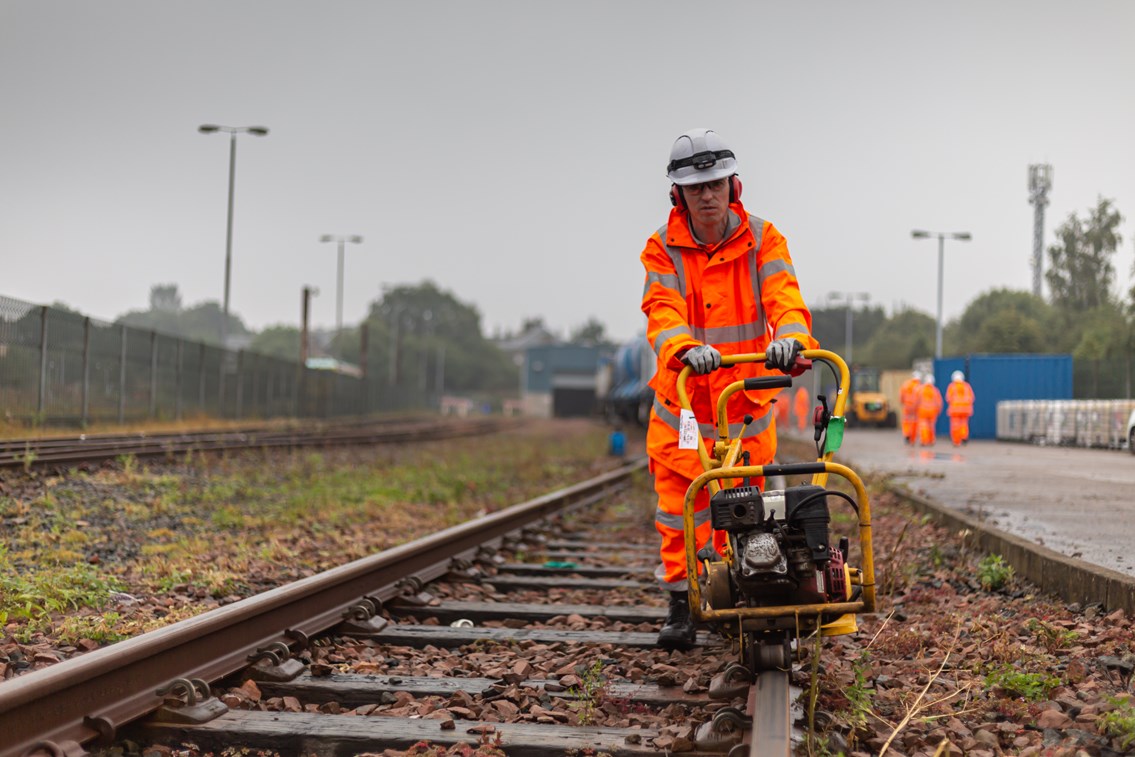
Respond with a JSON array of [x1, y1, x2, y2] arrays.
[[0, 457, 648, 757], [0, 414, 434, 455], [745, 670, 792, 756], [0, 418, 509, 468]]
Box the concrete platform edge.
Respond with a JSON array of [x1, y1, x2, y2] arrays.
[[889, 484, 1135, 616]]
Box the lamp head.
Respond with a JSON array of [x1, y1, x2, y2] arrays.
[[911, 230, 930, 239], [247, 126, 269, 136], [319, 235, 334, 243], [953, 232, 972, 241], [198, 124, 220, 134], [349, 235, 363, 244]]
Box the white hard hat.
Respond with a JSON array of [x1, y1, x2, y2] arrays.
[[924, 374, 936, 386], [951, 370, 965, 382], [666, 128, 738, 186]]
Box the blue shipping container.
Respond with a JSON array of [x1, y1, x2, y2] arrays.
[[932, 354, 1073, 440]]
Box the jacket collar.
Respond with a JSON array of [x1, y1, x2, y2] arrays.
[[666, 203, 748, 250]]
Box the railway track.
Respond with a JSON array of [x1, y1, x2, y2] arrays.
[[0, 416, 509, 469], [1, 458, 803, 756]]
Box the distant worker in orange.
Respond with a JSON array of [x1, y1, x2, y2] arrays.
[[945, 370, 975, 446], [774, 390, 790, 428], [794, 384, 811, 432], [917, 373, 943, 446], [899, 371, 922, 445]]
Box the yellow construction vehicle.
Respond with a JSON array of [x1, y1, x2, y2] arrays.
[[847, 366, 897, 428]]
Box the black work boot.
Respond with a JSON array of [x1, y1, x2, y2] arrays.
[[657, 591, 696, 650]]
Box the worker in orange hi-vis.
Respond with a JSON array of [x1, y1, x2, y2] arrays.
[[945, 370, 975, 446], [899, 371, 922, 445], [794, 384, 811, 432], [774, 389, 790, 428], [916, 374, 943, 446]]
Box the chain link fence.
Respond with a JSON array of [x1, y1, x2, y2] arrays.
[[0, 294, 378, 427]]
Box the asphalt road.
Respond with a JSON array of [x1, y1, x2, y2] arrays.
[[781, 426, 1135, 578]]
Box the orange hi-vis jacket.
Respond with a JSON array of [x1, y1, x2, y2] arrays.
[[917, 383, 943, 419], [641, 203, 817, 480], [946, 380, 975, 417], [900, 377, 922, 416]]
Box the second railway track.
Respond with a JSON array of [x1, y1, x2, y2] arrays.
[[3, 457, 795, 756], [0, 416, 509, 469]]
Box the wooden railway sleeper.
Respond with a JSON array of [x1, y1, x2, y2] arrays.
[[245, 641, 305, 682], [151, 678, 227, 725]]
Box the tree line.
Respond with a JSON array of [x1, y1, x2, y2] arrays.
[[100, 197, 1127, 386], [812, 197, 1128, 369]]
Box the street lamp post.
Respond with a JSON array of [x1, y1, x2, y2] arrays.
[[911, 229, 972, 359], [198, 124, 269, 347], [826, 291, 870, 367], [319, 234, 364, 343]]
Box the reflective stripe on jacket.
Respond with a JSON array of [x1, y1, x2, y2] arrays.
[[640, 203, 816, 479]]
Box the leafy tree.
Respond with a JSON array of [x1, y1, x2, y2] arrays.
[[248, 325, 302, 361], [569, 318, 610, 347], [945, 289, 1052, 354], [116, 285, 248, 346], [857, 308, 936, 369], [972, 311, 1047, 353], [150, 284, 182, 313], [811, 304, 887, 360], [361, 281, 517, 394], [1046, 197, 1124, 313]]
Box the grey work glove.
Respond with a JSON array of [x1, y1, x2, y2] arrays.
[[682, 344, 722, 375], [764, 338, 804, 372]]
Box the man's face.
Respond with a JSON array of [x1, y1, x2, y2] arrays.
[[682, 178, 730, 228]]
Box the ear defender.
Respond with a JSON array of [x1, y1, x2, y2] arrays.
[[670, 184, 685, 209], [730, 175, 742, 202]]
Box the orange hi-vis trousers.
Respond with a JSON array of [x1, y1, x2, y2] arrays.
[[949, 414, 970, 445], [917, 411, 939, 445], [651, 461, 755, 592]]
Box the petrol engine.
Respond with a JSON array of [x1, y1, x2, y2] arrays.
[[708, 483, 849, 607]]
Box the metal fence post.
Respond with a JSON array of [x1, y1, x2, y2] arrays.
[[149, 331, 158, 419], [359, 322, 369, 414], [235, 350, 244, 419], [118, 325, 127, 425], [81, 316, 91, 427], [36, 305, 48, 420], [218, 350, 227, 418], [175, 338, 184, 421], [199, 342, 206, 411]]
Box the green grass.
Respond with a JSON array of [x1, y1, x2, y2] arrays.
[[0, 422, 618, 644], [983, 664, 1059, 701]]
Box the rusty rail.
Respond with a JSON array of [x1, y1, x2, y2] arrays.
[[0, 457, 647, 757], [0, 416, 510, 468]]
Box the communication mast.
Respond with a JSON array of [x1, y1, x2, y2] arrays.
[[1028, 164, 1053, 298]]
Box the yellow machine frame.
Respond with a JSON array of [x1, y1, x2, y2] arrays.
[[677, 349, 876, 625]]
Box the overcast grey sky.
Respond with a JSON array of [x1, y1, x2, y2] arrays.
[[2, 1, 1133, 344]]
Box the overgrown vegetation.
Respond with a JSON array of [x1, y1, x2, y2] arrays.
[[0, 421, 614, 645]]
